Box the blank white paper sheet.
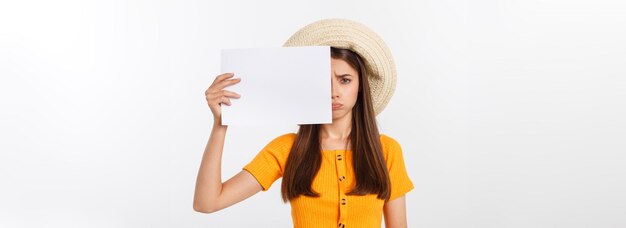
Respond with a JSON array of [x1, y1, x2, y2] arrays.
[[220, 46, 331, 126]]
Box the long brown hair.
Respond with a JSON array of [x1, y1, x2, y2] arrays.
[[281, 47, 391, 202]]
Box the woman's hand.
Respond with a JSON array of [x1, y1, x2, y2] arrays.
[[205, 73, 241, 121]]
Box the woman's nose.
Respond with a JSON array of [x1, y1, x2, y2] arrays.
[[331, 79, 339, 98]]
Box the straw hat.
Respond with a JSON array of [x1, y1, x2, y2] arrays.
[[283, 18, 397, 116]]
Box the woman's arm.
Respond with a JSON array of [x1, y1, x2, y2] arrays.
[[193, 123, 262, 213], [383, 195, 408, 228], [193, 73, 262, 213]]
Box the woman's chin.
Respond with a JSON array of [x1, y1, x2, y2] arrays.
[[331, 110, 351, 120]]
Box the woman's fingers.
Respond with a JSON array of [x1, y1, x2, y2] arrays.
[[217, 77, 241, 89], [205, 90, 240, 106], [207, 74, 241, 93], [205, 73, 242, 119], [205, 90, 240, 100], [212, 73, 240, 88], [220, 97, 232, 106], [221, 90, 241, 99], [213, 73, 235, 84]]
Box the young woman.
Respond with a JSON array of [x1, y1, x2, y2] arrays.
[[194, 19, 414, 228]]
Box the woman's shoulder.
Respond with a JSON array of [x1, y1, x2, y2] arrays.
[[379, 133, 401, 149], [264, 132, 297, 150], [378, 134, 403, 158], [273, 132, 296, 143]]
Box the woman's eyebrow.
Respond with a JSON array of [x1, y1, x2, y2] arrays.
[[334, 73, 353, 77]]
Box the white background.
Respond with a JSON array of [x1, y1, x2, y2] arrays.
[[1, 0, 625, 227]]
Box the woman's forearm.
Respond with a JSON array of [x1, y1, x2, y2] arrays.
[[193, 121, 228, 213]]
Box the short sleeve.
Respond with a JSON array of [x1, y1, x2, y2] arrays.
[[381, 135, 414, 201], [243, 133, 295, 191]]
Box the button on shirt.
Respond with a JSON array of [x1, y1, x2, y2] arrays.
[[243, 133, 414, 228]]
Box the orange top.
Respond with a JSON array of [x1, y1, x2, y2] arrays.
[[243, 133, 414, 228]]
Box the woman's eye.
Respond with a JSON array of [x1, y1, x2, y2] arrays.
[[340, 78, 351, 84]]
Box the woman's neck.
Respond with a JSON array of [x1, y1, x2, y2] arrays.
[[320, 114, 352, 141]]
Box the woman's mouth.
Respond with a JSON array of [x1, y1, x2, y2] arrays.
[[332, 103, 343, 110]]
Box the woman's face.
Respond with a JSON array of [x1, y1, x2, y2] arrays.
[[330, 57, 360, 120]]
